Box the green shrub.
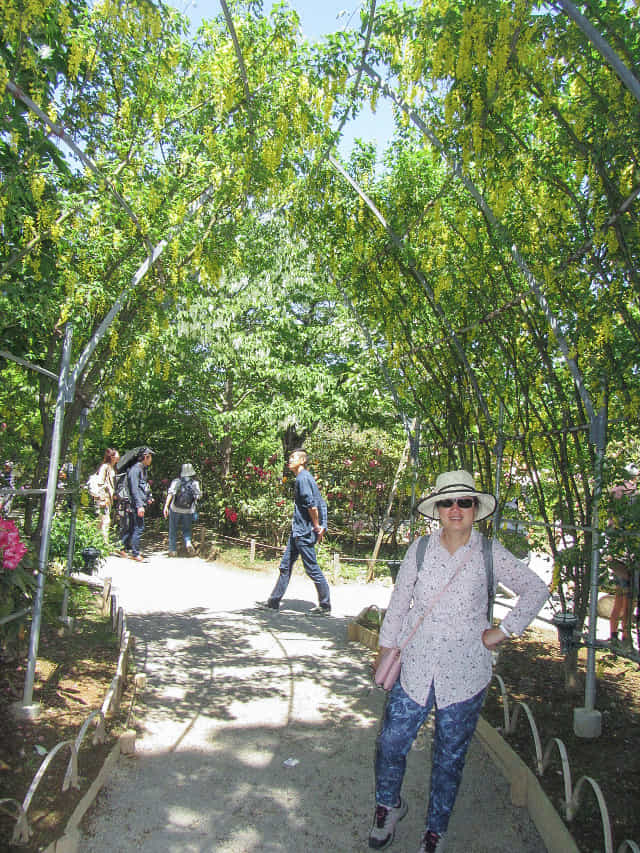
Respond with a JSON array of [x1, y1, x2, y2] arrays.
[[49, 511, 109, 570]]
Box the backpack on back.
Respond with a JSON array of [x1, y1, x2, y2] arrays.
[[114, 471, 131, 504], [87, 471, 104, 500], [173, 478, 196, 510]]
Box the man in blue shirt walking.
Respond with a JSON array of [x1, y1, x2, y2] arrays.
[[259, 448, 331, 616]]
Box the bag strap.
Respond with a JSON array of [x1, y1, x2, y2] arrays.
[[417, 533, 493, 620], [416, 534, 429, 572], [482, 534, 495, 623], [400, 534, 495, 652], [397, 536, 462, 653]]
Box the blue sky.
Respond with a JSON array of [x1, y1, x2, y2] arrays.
[[170, 0, 395, 160]]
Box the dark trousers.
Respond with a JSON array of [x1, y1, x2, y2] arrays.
[[269, 533, 331, 608], [121, 510, 144, 556]]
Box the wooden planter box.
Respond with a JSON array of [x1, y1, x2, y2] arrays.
[[347, 606, 383, 651]]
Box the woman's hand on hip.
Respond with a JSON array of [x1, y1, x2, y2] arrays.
[[482, 627, 507, 650]]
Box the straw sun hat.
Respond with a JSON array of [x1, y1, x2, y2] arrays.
[[416, 469, 497, 522]]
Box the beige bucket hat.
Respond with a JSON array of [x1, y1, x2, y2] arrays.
[[416, 469, 497, 521]]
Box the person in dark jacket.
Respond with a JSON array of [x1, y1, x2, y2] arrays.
[[120, 447, 154, 561]]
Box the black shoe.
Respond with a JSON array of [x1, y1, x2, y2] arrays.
[[307, 605, 331, 617], [257, 600, 280, 611]]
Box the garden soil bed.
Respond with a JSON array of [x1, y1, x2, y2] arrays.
[[483, 626, 640, 853], [0, 587, 127, 852]]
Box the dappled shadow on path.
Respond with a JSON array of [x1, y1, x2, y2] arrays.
[[125, 603, 379, 749], [82, 562, 546, 852]]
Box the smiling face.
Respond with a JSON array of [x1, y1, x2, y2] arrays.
[[437, 497, 477, 538]]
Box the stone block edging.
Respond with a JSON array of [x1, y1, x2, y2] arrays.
[[475, 718, 579, 853]]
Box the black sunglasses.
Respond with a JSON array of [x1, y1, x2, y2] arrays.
[[436, 497, 476, 509]]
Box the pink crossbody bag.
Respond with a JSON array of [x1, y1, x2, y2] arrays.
[[374, 536, 470, 691]]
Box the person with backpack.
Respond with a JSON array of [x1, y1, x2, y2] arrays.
[[89, 448, 120, 542], [163, 463, 201, 557], [368, 470, 549, 853], [258, 448, 330, 616], [120, 447, 154, 562]]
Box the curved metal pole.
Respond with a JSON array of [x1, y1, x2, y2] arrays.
[[60, 408, 90, 623], [5, 81, 154, 257], [555, 0, 640, 106], [22, 325, 73, 707]]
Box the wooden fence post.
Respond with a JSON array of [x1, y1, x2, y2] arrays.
[[101, 578, 112, 616], [250, 539, 256, 562]]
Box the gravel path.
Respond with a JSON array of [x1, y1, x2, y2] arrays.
[[78, 552, 546, 852]]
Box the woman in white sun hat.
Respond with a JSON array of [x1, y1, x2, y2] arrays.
[[368, 470, 549, 853]]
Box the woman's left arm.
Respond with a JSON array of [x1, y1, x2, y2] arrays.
[[490, 540, 550, 640]]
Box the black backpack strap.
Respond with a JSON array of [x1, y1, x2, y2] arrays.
[[415, 534, 430, 572], [482, 534, 495, 622]]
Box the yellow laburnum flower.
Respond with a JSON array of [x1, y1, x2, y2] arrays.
[[30, 173, 46, 204], [606, 229, 619, 255], [103, 407, 113, 437]]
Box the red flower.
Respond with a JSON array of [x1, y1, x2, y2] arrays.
[[224, 507, 238, 523]]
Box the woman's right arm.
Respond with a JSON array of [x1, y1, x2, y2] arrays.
[[378, 538, 421, 649]]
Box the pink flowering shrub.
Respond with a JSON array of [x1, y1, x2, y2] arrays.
[[0, 519, 34, 646], [0, 519, 28, 570]]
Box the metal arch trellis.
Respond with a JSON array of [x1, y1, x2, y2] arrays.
[[553, 0, 640, 106], [326, 153, 495, 429], [322, 34, 632, 732], [1, 107, 225, 710], [2, 0, 634, 729], [336, 59, 616, 733]]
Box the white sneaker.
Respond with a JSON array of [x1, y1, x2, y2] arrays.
[[368, 798, 408, 849]]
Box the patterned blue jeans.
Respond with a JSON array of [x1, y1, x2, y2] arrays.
[[375, 680, 486, 835]]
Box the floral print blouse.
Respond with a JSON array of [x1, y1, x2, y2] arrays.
[[379, 528, 549, 708]]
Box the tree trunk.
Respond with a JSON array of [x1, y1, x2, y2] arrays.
[[367, 430, 413, 582]]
